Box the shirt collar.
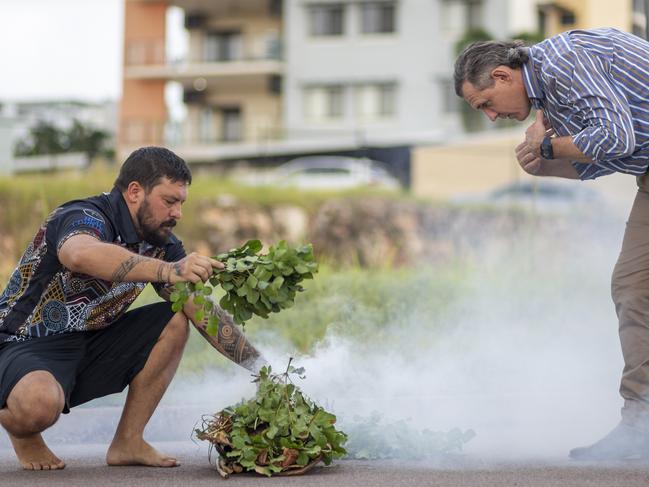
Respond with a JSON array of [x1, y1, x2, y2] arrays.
[[107, 187, 141, 245], [521, 56, 545, 110]]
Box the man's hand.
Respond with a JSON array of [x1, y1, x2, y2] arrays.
[[524, 110, 548, 158], [167, 252, 224, 284], [515, 141, 544, 175]]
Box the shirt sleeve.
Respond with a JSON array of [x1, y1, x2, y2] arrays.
[[570, 161, 615, 180], [567, 48, 636, 164], [48, 204, 114, 255]]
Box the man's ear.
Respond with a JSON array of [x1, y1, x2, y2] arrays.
[[124, 181, 145, 205], [490, 66, 512, 83]]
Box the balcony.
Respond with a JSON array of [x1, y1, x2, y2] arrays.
[[124, 38, 283, 82]]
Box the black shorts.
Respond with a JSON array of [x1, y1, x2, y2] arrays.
[[0, 302, 175, 414]]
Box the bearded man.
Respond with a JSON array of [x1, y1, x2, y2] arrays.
[[0, 146, 265, 470]]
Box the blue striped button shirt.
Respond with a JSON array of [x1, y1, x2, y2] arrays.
[[521, 28, 649, 180]]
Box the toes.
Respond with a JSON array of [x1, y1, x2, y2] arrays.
[[20, 460, 65, 470], [161, 458, 180, 468]]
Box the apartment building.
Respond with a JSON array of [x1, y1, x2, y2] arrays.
[[119, 0, 542, 174], [120, 0, 283, 161], [537, 0, 643, 38]]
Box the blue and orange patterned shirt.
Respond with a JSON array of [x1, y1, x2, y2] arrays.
[[0, 187, 185, 342]]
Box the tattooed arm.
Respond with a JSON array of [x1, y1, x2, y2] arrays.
[[158, 285, 267, 372], [58, 234, 220, 284]]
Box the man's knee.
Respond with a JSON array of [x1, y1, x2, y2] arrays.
[[612, 281, 649, 323], [6, 371, 64, 433], [161, 311, 190, 348]]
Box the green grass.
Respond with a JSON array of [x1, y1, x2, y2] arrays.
[[0, 164, 413, 278], [156, 262, 470, 375]]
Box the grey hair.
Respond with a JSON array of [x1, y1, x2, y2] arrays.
[[454, 40, 530, 97]]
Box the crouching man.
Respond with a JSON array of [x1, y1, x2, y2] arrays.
[[0, 146, 265, 470]]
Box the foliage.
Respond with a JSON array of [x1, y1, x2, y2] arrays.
[[454, 27, 493, 55], [170, 239, 318, 332], [15, 119, 112, 160], [511, 31, 545, 45], [194, 361, 347, 477], [342, 412, 475, 460]]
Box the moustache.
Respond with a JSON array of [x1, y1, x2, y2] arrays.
[[161, 220, 176, 228]]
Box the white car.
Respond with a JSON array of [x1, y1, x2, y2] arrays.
[[244, 156, 401, 190]]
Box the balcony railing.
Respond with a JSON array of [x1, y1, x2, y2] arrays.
[[125, 39, 282, 67]]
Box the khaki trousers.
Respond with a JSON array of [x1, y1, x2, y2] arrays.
[[613, 173, 649, 423]]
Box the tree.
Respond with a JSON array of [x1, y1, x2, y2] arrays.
[[15, 119, 113, 161]]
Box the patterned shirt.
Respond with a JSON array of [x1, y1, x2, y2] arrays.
[[0, 187, 186, 342], [521, 28, 649, 180]]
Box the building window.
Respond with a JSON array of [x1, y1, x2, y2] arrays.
[[221, 107, 242, 142], [200, 107, 215, 142], [304, 85, 344, 121], [440, 0, 484, 36], [204, 31, 242, 62], [466, 0, 483, 30], [360, 2, 396, 34], [308, 4, 345, 36], [355, 83, 396, 120]]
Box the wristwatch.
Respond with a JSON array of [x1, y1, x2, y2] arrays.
[[540, 135, 554, 160]]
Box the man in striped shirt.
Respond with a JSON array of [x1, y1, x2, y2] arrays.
[[454, 28, 649, 460]]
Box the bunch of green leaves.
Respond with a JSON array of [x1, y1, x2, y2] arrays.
[[342, 412, 475, 460], [195, 361, 347, 477], [170, 239, 318, 334]]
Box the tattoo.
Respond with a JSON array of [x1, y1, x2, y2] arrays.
[[193, 301, 265, 372], [173, 262, 182, 276], [156, 263, 166, 283], [111, 255, 147, 282]]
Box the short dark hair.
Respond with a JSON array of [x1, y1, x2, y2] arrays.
[[114, 146, 192, 192], [454, 40, 530, 97]]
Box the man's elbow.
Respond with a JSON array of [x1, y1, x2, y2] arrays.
[[59, 249, 84, 273], [58, 243, 94, 273], [596, 130, 635, 161]]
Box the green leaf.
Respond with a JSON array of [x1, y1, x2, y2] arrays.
[[171, 301, 182, 313], [206, 315, 219, 336], [266, 424, 279, 439], [194, 309, 205, 323]]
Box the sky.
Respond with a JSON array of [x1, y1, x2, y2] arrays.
[[1, 0, 124, 102]]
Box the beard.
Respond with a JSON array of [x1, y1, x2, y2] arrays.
[[135, 198, 176, 247]]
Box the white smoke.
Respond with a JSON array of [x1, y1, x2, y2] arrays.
[[159, 210, 628, 462]]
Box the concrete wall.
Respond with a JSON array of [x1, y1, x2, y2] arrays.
[[119, 0, 168, 150]]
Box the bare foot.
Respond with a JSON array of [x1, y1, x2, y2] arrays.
[[106, 437, 180, 467], [9, 433, 65, 470]]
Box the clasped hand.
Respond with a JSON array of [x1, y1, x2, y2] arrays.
[[516, 109, 553, 175]]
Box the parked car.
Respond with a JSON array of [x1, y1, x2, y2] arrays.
[[240, 156, 401, 190], [453, 180, 606, 214]]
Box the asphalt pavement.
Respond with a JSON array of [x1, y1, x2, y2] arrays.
[[2, 441, 649, 487]]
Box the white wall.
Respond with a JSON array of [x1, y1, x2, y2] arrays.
[[284, 0, 452, 145]]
